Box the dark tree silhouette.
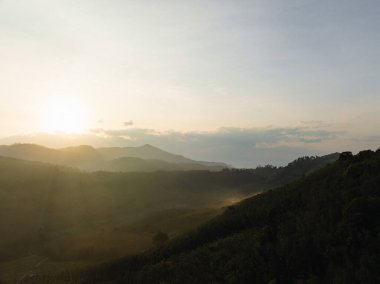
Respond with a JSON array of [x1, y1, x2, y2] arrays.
[[152, 231, 169, 247]]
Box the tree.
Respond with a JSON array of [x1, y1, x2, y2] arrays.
[[152, 231, 169, 247]]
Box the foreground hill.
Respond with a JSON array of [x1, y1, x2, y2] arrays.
[[74, 150, 380, 284], [0, 143, 228, 172], [0, 152, 337, 282]]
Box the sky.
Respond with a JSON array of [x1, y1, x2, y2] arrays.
[[0, 0, 379, 167]]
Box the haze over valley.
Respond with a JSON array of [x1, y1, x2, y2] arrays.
[[0, 0, 379, 283]]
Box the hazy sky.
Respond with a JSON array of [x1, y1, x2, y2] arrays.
[[0, 0, 379, 166]]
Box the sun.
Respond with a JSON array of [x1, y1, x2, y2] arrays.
[[39, 97, 88, 133]]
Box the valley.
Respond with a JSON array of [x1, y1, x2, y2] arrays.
[[0, 145, 338, 283]]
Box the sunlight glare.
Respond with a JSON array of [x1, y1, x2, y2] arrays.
[[39, 97, 88, 133]]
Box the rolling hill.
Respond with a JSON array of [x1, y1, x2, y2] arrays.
[[73, 150, 380, 284], [0, 151, 341, 283], [0, 152, 337, 261]]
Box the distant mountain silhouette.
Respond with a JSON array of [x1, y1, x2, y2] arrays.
[[98, 144, 192, 162], [102, 157, 228, 172], [0, 143, 228, 172], [98, 144, 230, 167], [0, 143, 103, 167]]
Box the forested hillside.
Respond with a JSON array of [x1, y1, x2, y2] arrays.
[[0, 153, 338, 283], [76, 150, 380, 284]]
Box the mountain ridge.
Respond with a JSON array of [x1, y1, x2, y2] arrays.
[[0, 143, 229, 172]]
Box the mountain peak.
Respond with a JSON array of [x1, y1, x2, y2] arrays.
[[60, 145, 97, 152], [141, 144, 156, 149]]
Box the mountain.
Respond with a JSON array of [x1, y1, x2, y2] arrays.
[[0, 143, 103, 168], [0, 143, 228, 172], [98, 144, 194, 163], [97, 144, 230, 168], [78, 150, 380, 284], [102, 157, 227, 172]]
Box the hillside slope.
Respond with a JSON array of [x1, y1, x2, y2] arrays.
[[80, 150, 380, 284], [0, 153, 336, 265]]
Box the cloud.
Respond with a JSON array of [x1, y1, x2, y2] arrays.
[[90, 126, 336, 146], [123, 120, 134, 127], [0, 123, 350, 167], [87, 125, 340, 167]]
